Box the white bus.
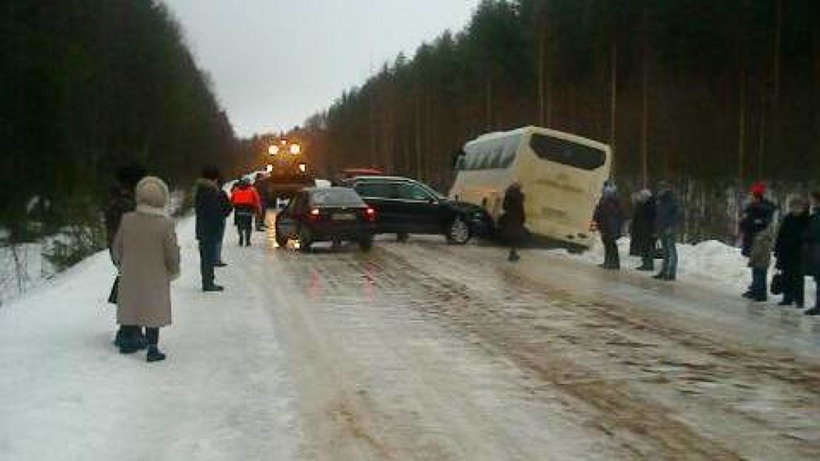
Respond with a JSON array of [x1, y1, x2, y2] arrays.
[[449, 126, 611, 248]]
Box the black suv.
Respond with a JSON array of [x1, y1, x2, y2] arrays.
[[345, 176, 492, 244]]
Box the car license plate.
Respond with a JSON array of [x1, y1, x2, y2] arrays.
[[332, 213, 355, 221]]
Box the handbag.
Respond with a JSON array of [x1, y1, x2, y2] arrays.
[[107, 276, 120, 304], [770, 271, 784, 296]]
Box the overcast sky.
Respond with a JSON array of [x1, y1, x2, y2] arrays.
[[163, 0, 479, 137]]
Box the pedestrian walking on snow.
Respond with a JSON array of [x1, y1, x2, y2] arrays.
[[500, 182, 526, 262], [803, 191, 820, 316], [654, 181, 682, 281], [740, 182, 777, 298], [195, 166, 233, 292], [104, 164, 147, 350], [629, 189, 656, 272], [112, 176, 180, 362], [773, 197, 810, 308], [593, 180, 625, 270], [231, 178, 262, 246]]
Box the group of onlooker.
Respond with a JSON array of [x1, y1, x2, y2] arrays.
[[593, 180, 681, 281], [592, 178, 820, 316], [741, 184, 820, 315], [104, 165, 266, 362]]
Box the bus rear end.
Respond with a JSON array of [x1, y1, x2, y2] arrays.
[[517, 129, 610, 248]]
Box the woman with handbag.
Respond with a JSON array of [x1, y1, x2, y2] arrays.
[[773, 197, 809, 307], [113, 176, 180, 361]]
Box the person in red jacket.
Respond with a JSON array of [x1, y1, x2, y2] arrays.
[[230, 178, 262, 246]]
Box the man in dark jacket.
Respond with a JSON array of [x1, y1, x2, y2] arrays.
[[195, 166, 233, 292], [739, 182, 777, 297], [593, 180, 624, 270], [501, 182, 526, 262], [804, 190, 820, 316], [654, 181, 681, 281], [774, 197, 810, 307], [104, 164, 147, 349], [629, 189, 656, 271]]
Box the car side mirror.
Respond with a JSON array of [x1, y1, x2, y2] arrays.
[[427, 197, 438, 205]]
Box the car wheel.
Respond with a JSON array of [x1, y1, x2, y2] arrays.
[[274, 230, 288, 249], [359, 236, 374, 252], [397, 232, 409, 243], [446, 216, 471, 245], [297, 227, 312, 251]]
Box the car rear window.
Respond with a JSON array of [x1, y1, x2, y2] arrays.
[[529, 134, 606, 171], [310, 188, 364, 207]]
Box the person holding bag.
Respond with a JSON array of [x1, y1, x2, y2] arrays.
[[113, 176, 180, 362], [773, 197, 810, 307]]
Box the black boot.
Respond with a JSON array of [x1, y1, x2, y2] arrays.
[[203, 284, 224, 292], [146, 345, 166, 363]]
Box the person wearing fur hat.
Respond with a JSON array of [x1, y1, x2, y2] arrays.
[[112, 176, 180, 362], [195, 166, 233, 292], [105, 163, 147, 349], [593, 180, 625, 270], [739, 181, 777, 298]]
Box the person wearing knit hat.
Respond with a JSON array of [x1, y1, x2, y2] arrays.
[[112, 176, 180, 362], [593, 180, 625, 270], [739, 181, 777, 300]]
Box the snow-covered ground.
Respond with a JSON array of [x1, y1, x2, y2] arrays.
[[2, 212, 819, 460], [0, 217, 303, 461]]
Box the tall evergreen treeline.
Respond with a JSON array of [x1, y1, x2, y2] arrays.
[[0, 0, 238, 239], [297, 0, 820, 196]]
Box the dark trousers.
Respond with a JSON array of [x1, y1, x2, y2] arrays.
[[813, 276, 820, 308], [145, 327, 159, 347], [751, 267, 768, 299], [781, 267, 805, 306], [236, 213, 253, 246], [602, 236, 620, 269], [199, 239, 218, 288], [659, 229, 678, 279]]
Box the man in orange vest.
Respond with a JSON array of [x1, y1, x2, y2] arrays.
[[230, 178, 263, 246]]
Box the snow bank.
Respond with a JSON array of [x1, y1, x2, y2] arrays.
[[546, 237, 817, 300]]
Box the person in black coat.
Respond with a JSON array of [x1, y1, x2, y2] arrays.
[[500, 182, 526, 262], [774, 197, 810, 307], [629, 189, 656, 271], [195, 166, 233, 292], [739, 182, 777, 297], [804, 190, 820, 316], [654, 181, 682, 281], [593, 180, 625, 270]]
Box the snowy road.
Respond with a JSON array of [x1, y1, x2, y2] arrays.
[[2, 216, 820, 460]]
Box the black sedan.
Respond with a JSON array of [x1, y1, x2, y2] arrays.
[[275, 187, 376, 251], [344, 176, 493, 244]]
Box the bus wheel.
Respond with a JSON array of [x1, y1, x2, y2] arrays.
[[446, 217, 470, 245]]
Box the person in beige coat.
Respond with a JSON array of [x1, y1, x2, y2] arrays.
[[113, 176, 180, 362]]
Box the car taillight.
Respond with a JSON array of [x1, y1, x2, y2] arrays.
[[309, 208, 321, 219], [364, 207, 376, 221]]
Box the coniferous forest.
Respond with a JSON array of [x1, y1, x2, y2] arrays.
[[292, 0, 819, 240], [1, 0, 238, 245]]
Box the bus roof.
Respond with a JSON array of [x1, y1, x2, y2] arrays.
[[466, 126, 610, 152]]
